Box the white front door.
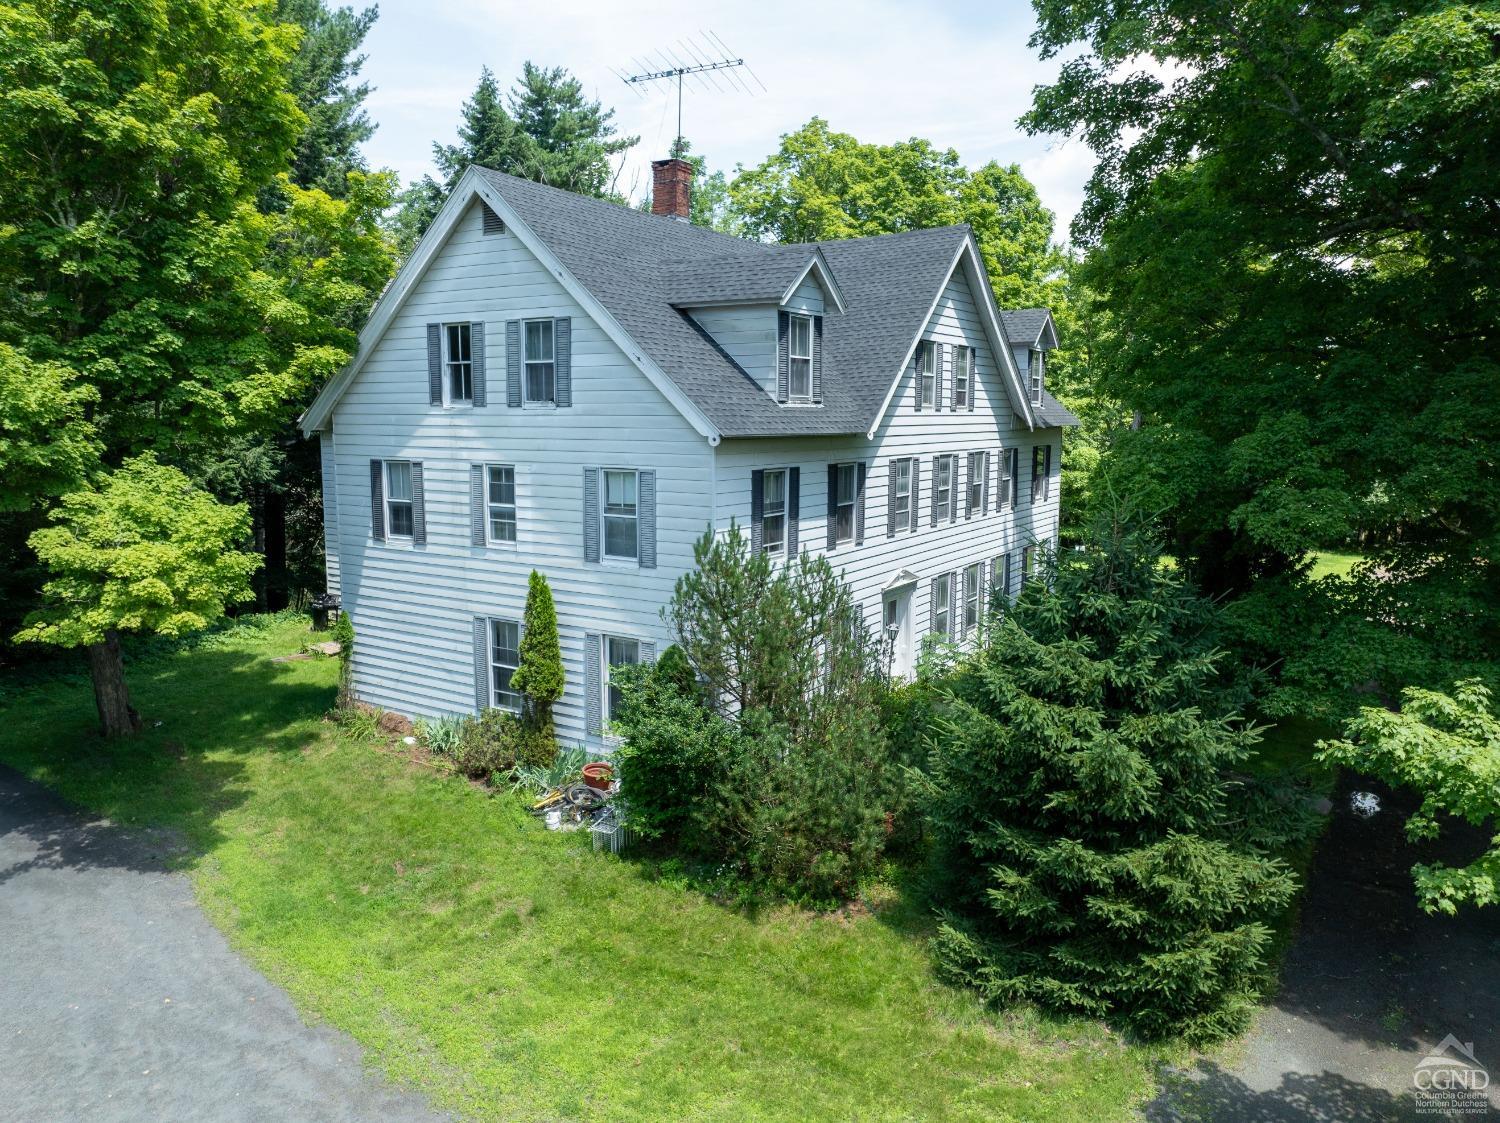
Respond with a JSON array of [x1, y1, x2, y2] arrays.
[[883, 588, 914, 680]]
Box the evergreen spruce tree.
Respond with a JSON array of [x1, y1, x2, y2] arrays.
[[926, 514, 1299, 1043], [511, 570, 563, 738]]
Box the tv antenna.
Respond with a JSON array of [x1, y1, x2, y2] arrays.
[[615, 32, 766, 155]]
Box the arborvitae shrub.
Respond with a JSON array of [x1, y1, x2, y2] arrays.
[[512, 569, 563, 744]]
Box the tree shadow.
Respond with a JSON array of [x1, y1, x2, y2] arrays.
[[0, 641, 337, 880], [1146, 1061, 1418, 1123]]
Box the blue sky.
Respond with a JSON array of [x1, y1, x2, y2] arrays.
[[357, 0, 1096, 239]]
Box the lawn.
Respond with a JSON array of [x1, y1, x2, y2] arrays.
[[0, 618, 1161, 1122]]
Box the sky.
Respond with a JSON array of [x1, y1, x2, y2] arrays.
[[357, 0, 1097, 241]]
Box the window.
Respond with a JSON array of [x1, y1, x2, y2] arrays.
[[963, 563, 981, 631], [893, 458, 913, 532], [524, 319, 555, 404], [1029, 348, 1044, 404], [1022, 544, 1035, 583], [1032, 445, 1051, 503], [918, 342, 936, 408], [833, 462, 857, 544], [935, 455, 953, 521], [602, 469, 638, 560], [385, 461, 413, 538], [953, 346, 972, 409], [788, 314, 813, 401], [933, 574, 951, 637], [1000, 552, 1015, 599], [1001, 447, 1019, 508], [760, 468, 788, 554], [968, 451, 986, 515], [490, 619, 521, 712], [604, 636, 640, 725], [445, 323, 473, 403], [487, 464, 516, 543]]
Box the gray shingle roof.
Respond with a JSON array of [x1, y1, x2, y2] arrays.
[[478, 168, 1073, 436], [999, 308, 1053, 346], [1033, 391, 1080, 428]]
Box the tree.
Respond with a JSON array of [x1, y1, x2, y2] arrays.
[[511, 570, 564, 737], [0, 345, 100, 513], [924, 515, 1302, 1043], [275, 0, 378, 196], [1023, 0, 1500, 712], [1319, 680, 1500, 916], [15, 457, 260, 737], [393, 63, 637, 251]]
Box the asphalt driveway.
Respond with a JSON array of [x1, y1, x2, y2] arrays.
[[0, 765, 447, 1123]]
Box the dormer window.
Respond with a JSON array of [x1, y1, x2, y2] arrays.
[[1028, 348, 1044, 404], [788, 314, 813, 400], [953, 346, 972, 409]]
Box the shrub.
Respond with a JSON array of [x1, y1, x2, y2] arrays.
[[924, 513, 1302, 1044], [511, 570, 563, 737], [451, 708, 556, 782], [511, 742, 590, 797], [414, 713, 466, 756], [616, 526, 900, 901]]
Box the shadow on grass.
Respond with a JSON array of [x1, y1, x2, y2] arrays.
[[0, 640, 336, 874], [1146, 1062, 1417, 1122]]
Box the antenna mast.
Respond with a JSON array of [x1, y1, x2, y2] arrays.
[[616, 32, 765, 155]]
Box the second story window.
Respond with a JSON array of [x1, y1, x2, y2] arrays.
[[934, 454, 953, 524], [602, 469, 638, 561], [963, 562, 981, 631], [524, 319, 556, 404], [487, 465, 516, 543], [1001, 446, 1019, 508], [1028, 348, 1044, 404], [917, 342, 936, 409], [933, 573, 951, 638], [967, 451, 986, 515], [788, 314, 813, 401], [445, 323, 473, 403], [760, 468, 788, 554], [832, 462, 857, 544], [1032, 444, 1052, 503], [953, 346, 972, 409], [385, 460, 413, 538], [893, 458, 913, 532]]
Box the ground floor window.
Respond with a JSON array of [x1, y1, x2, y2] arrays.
[[604, 635, 641, 725], [490, 618, 521, 712]]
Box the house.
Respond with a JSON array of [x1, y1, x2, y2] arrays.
[[301, 157, 1078, 746]]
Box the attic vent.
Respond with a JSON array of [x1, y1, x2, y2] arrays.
[[481, 202, 504, 235]]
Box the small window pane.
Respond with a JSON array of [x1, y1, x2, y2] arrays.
[[789, 357, 811, 399], [386, 461, 411, 501], [526, 320, 554, 361]]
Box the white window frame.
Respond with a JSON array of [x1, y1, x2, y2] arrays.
[[968, 451, 986, 514], [935, 455, 953, 521], [918, 341, 936, 409], [523, 317, 556, 405], [1001, 446, 1018, 509], [760, 468, 788, 554], [444, 322, 473, 405], [489, 618, 522, 713], [894, 458, 914, 531], [1022, 544, 1035, 583], [601, 468, 639, 562], [963, 563, 981, 630], [788, 314, 813, 401], [953, 345, 971, 408], [832, 462, 857, 545], [933, 574, 951, 637], [385, 460, 413, 540], [486, 463, 516, 544], [1032, 445, 1050, 504], [1029, 348, 1044, 404], [603, 635, 641, 727]]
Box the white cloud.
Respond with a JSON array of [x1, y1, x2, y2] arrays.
[[358, 0, 1098, 238]]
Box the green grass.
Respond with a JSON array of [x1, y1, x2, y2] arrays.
[[1307, 550, 1364, 581], [0, 620, 1160, 1122]]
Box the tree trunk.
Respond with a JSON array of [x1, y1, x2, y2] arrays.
[[87, 630, 141, 738]]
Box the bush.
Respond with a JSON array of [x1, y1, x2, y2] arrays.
[[451, 708, 556, 782], [414, 714, 466, 756], [615, 527, 900, 902], [924, 513, 1302, 1044], [511, 570, 563, 736]]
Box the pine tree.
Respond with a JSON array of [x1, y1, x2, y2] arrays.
[[925, 514, 1299, 1043], [511, 569, 563, 737]]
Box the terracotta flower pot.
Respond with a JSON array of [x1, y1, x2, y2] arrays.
[[582, 762, 614, 791]]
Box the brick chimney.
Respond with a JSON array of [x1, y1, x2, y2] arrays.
[[651, 158, 693, 221]]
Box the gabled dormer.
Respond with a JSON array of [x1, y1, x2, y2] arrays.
[[1000, 308, 1059, 407], [666, 249, 845, 407]]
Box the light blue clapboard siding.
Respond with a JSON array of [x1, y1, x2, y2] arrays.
[[687, 305, 776, 394], [711, 266, 1062, 652], [319, 430, 340, 595], [329, 199, 709, 742], [783, 273, 825, 316]]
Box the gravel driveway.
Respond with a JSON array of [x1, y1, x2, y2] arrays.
[[0, 765, 447, 1123]]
